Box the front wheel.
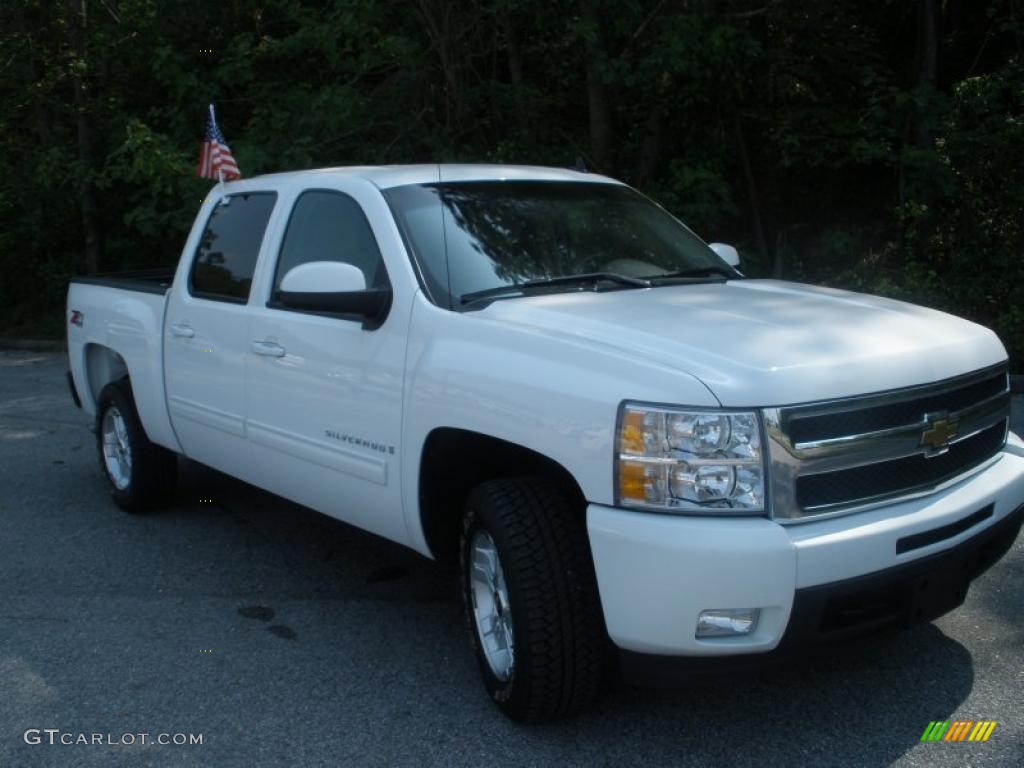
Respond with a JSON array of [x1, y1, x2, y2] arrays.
[[460, 476, 604, 722], [96, 380, 177, 513]]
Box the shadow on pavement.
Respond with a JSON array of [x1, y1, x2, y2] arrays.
[[157, 457, 977, 765]]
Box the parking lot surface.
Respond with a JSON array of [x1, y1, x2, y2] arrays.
[[1, 350, 1022, 767]]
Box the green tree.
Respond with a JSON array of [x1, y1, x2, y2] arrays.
[[0, 0, 1020, 368]]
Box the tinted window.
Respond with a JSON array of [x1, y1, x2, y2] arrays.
[[385, 181, 724, 309], [381, 184, 449, 304], [190, 192, 277, 301], [273, 190, 388, 292]]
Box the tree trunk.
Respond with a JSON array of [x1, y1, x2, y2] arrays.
[[914, 0, 939, 149], [897, 0, 940, 207], [69, 0, 102, 273], [499, 9, 529, 138], [637, 108, 662, 187], [734, 114, 771, 273], [582, 4, 612, 170], [417, 0, 461, 132], [637, 71, 672, 186], [501, 11, 523, 89]]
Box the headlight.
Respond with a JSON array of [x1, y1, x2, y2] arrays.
[[616, 402, 767, 514]]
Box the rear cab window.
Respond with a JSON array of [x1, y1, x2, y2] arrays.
[[189, 192, 278, 302]]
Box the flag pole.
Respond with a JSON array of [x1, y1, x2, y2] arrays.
[[209, 103, 224, 188]]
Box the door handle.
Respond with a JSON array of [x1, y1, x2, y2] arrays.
[[250, 340, 286, 358], [170, 323, 195, 338]]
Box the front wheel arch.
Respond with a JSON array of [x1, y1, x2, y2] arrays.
[[418, 427, 586, 565], [460, 475, 605, 721]]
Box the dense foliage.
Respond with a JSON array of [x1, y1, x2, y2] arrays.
[[1, 0, 1021, 368]]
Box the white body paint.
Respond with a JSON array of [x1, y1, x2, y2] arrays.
[[67, 164, 1023, 656]]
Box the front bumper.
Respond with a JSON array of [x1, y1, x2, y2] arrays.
[[587, 446, 1024, 657]]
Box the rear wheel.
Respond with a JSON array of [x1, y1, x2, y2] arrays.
[[96, 380, 177, 512], [460, 476, 604, 722]]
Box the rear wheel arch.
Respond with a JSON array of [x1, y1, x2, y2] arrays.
[[83, 343, 130, 411], [417, 427, 586, 564], [95, 379, 177, 512]]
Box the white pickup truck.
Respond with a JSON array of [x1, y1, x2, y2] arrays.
[[66, 164, 1024, 722]]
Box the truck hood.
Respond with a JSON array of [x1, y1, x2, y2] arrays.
[[478, 279, 1007, 406]]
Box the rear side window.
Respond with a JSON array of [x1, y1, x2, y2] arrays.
[[190, 192, 277, 302], [272, 190, 388, 292]]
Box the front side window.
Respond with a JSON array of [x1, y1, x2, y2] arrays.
[[272, 190, 388, 293], [384, 181, 728, 308], [190, 192, 277, 302]]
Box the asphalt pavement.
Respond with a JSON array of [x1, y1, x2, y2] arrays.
[[1, 349, 1022, 767]]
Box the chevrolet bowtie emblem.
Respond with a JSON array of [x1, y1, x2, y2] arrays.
[[920, 415, 958, 453]]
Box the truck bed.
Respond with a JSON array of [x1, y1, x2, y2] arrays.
[[70, 267, 175, 295], [66, 273, 180, 452]]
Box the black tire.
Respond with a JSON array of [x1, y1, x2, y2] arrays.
[[460, 476, 604, 722], [96, 380, 177, 513]]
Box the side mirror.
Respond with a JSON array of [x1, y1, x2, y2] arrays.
[[280, 261, 366, 293], [708, 242, 740, 268], [275, 261, 391, 327]]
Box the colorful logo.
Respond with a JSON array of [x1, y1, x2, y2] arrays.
[[920, 721, 997, 742]]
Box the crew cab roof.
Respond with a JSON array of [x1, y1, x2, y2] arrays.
[[212, 163, 623, 192]]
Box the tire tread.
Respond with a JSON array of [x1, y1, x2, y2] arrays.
[[97, 380, 176, 512], [463, 476, 604, 721]]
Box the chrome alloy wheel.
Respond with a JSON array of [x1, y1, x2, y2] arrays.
[[101, 406, 132, 490], [469, 529, 515, 681]]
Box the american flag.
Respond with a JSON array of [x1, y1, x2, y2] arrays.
[[197, 104, 241, 180]]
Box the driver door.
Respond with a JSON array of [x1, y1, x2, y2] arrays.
[[243, 182, 408, 543]]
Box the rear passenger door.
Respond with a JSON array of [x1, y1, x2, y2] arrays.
[[243, 183, 408, 543], [164, 191, 277, 482]]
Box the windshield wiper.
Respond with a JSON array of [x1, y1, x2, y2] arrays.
[[648, 265, 738, 280], [460, 272, 650, 306]]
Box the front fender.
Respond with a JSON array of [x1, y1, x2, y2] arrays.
[[400, 294, 719, 555]]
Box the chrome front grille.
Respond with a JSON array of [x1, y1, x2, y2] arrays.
[[765, 364, 1010, 521]]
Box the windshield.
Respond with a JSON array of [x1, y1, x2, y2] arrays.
[[384, 180, 730, 309]]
